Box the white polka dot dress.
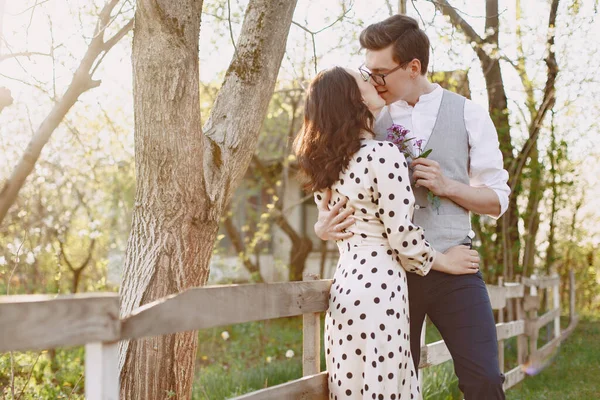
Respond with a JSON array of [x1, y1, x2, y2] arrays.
[[315, 139, 436, 400]]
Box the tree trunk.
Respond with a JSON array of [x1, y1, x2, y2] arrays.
[[522, 144, 542, 277], [72, 268, 82, 293], [399, 0, 407, 14], [289, 237, 313, 282], [223, 211, 264, 281], [118, 0, 298, 398], [431, 0, 518, 280]]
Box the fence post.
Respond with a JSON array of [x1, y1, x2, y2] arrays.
[[303, 273, 321, 376], [552, 273, 560, 340], [515, 275, 528, 365], [85, 342, 119, 400], [497, 277, 505, 373], [527, 275, 539, 360]]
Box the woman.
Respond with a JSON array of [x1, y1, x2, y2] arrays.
[[294, 67, 474, 399]]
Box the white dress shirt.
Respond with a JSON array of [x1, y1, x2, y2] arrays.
[[385, 84, 510, 218]]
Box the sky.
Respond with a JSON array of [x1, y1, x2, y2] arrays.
[[1, 0, 599, 242]]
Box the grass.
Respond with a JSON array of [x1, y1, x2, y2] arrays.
[[191, 315, 600, 400], [192, 317, 305, 399], [507, 317, 600, 400], [191, 316, 461, 399], [3, 314, 596, 399]]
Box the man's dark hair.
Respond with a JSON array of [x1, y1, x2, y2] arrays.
[[359, 14, 430, 75]]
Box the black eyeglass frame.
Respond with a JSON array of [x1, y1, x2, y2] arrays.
[[358, 63, 405, 86]]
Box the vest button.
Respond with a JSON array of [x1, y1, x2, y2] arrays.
[[415, 205, 421, 210]]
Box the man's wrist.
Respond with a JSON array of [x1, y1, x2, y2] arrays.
[[432, 252, 448, 273], [443, 177, 461, 198]]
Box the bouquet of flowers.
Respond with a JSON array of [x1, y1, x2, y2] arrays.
[[386, 124, 441, 212]]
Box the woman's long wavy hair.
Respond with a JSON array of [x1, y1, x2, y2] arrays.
[[294, 67, 375, 193]]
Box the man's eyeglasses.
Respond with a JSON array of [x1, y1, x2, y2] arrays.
[[358, 63, 404, 86]]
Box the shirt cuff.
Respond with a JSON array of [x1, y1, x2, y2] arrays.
[[489, 187, 509, 219]]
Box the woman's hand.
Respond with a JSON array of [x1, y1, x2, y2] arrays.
[[314, 189, 356, 241], [433, 245, 480, 275]]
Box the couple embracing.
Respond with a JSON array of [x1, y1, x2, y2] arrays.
[[293, 14, 509, 400]]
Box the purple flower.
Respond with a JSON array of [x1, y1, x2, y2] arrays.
[[415, 139, 424, 152], [386, 124, 415, 158]]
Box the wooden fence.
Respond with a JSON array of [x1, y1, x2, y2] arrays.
[[0, 271, 578, 399]]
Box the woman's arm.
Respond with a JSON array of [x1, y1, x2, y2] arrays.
[[368, 142, 435, 276]]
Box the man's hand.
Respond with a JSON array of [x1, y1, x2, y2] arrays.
[[314, 189, 355, 241], [434, 245, 480, 275], [411, 158, 456, 197]]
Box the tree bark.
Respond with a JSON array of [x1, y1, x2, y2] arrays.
[[545, 120, 559, 275], [431, 0, 518, 278], [429, 0, 560, 281], [521, 144, 542, 278], [118, 0, 298, 398]]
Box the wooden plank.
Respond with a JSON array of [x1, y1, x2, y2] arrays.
[[302, 273, 321, 376], [121, 280, 332, 341], [504, 283, 525, 298], [85, 342, 119, 400], [516, 298, 528, 365], [0, 293, 120, 352], [569, 270, 576, 323], [553, 279, 561, 339], [560, 315, 579, 342], [503, 365, 525, 390], [522, 276, 559, 289], [419, 340, 451, 368], [487, 285, 507, 310], [528, 308, 561, 335], [532, 334, 561, 364], [496, 320, 525, 341], [232, 371, 328, 400], [418, 320, 525, 369]]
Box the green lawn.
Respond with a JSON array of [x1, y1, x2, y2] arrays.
[[191, 317, 462, 399], [507, 318, 600, 400], [3, 314, 595, 399], [191, 316, 600, 400]]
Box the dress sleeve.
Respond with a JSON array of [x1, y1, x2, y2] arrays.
[[366, 142, 436, 276], [314, 190, 326, 209]]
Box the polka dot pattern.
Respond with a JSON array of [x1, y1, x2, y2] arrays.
[[314, 139, 433, 399]]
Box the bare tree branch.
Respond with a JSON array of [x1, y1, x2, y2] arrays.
[[227, 0, 237, 53], [384, 0, 394, 16], [399, 0, 407, 14], [0, 0, 133, 225], [426, 0, 485, 48], [222, 206, 263, 281], [509, 0, 560, 189], [291, 3, 353, 74], [0, 51, 51, 63], [12, 0, 51, 16]]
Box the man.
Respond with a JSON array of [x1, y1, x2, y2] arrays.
[[315, 14, 510, 399]]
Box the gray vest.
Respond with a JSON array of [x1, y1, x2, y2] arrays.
[[374, 90, 471, 253]]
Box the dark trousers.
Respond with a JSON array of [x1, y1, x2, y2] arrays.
[[407, 269, 506, 399]]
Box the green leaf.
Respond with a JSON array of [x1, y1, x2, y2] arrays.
[[418, 149, 432, 159], [427, 190, 441, 214]]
